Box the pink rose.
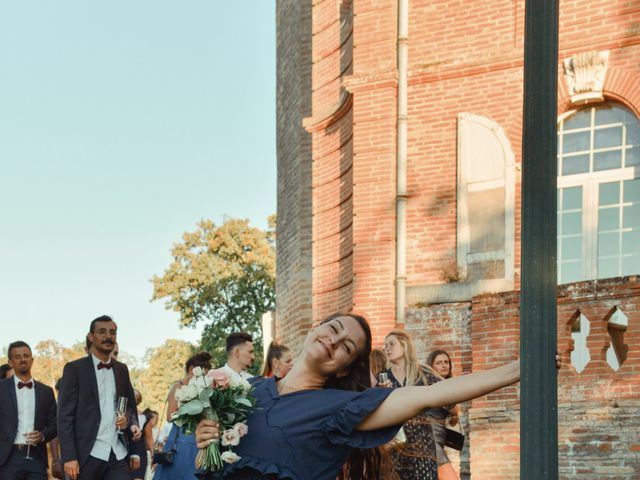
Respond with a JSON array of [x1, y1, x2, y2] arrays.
[[221, 428, 240, 447], [233, 423, 248, 438], [207, 368, 230, 389]]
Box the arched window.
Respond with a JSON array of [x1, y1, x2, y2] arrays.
[[457, 113, 515, 283], [557, 103, 640, 283]]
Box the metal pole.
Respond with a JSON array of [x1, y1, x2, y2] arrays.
[[520, 0, 559, 479]]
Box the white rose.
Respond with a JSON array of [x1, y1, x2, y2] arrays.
[[228, 375, 241, 388], [192, 366, 204, 377], [240, 378, 251, 392], [221, 428, 240, 447], [188, 376, 208, 394], [220, 451, 241, 464], [180, 384, 198, 401]]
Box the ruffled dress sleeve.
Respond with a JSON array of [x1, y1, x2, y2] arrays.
[[321, 387, 400, 448]]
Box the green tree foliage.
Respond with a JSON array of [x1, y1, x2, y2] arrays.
[[131, 339, 196, 416], [151, 217, 275, 369]]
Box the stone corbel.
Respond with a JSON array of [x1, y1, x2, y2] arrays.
[[563, 50, 609, 104]]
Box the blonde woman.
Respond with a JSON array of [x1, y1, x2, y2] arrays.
[[384, 330, 442, 480]]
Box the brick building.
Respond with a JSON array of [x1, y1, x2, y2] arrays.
[[275, 1, 639, 478]]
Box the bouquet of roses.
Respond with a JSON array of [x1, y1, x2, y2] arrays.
[[171, 367, 256, 471]]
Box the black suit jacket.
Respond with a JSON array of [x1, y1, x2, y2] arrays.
[[57, 356, 138, 466], [0, 378, 57, 468]]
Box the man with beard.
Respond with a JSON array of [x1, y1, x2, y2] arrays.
[[220, 332, 255, 383], [57, 315, 141, 480], [0, 341, 57, 480]]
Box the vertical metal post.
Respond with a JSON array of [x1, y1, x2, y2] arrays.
[[520, 0, 559, 479]]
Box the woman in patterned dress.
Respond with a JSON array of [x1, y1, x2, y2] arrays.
[[383, 330, 440, 480]]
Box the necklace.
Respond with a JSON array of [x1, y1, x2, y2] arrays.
[[278, 380, 321, 393]]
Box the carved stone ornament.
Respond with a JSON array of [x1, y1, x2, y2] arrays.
[[563, 50, 609, 104]]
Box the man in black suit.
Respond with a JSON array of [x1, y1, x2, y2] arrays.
[[57, 315, 141, 480], [0, 341, 57, 480]]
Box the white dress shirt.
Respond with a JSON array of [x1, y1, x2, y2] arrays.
[[13, 375, 36, 444], [221, 363, 253, 384], [89, 354, 128, 461]]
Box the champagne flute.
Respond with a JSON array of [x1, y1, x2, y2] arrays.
[[116, 396, 128, 435], [24, 431, 37, 460]]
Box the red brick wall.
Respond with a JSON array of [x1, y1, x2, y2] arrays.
[[275, 0, 314, 351], [406, 277, 640, 479], [277, 0, 640, 475], [278, 0, 640, 335]]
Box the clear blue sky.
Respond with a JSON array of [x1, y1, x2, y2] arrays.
[[0, 1, 276, 359]]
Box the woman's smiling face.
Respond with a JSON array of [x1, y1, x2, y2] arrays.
[[304, 315, 367, 375]]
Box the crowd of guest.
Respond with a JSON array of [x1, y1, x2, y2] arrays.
[[1, 314, 467, 480]]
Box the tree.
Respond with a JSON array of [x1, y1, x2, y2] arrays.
[[151, 217, 275, 370], [131, 339, 195, 416], [31, 340, 86, 389]]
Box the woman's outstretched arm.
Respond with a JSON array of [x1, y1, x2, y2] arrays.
[[357, 360, 520, 431]]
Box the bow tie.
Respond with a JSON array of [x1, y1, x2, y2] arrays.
[[97, 362, 113, 370], [18, 381, 33, 389]]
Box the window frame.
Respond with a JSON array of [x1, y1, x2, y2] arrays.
[[457, 112, 516, 283], [557, 104, 640, 283]]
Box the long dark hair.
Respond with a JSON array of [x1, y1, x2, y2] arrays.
[[261, 342, 291, 377], [319, 313, 393, 480], [427, 349, 453, 379]]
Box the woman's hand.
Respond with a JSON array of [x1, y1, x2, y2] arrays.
[[195, 419, 220, 449]]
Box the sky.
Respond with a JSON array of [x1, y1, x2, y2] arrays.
[[0, 1, 276, 360]]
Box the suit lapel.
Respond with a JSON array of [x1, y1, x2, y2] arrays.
[[5, 379, 19, 421], [113, 361, 123, 397], [86, 355, 100, 405], [33, 381, 41, 426]]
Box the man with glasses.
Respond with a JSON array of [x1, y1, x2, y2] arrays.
[[57, 316, 140, 480]]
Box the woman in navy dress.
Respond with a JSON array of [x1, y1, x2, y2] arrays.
[[154, 352, 213, 480], [195, 312, 524, 480]]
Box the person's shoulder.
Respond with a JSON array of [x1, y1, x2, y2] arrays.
[[113, 359, 130, 372], [420, 364, 443, 384], [66, 355, 91, 368], [34, 380, 54, 393], [62, 355, 91, 376]]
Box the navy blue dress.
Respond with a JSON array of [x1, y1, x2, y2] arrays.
[[203, 377, 399, 480]]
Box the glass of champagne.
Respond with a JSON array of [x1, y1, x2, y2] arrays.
[[116, 396, 128, 435], [378, 372, 389, 386], [24, 431, 36, 460]]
